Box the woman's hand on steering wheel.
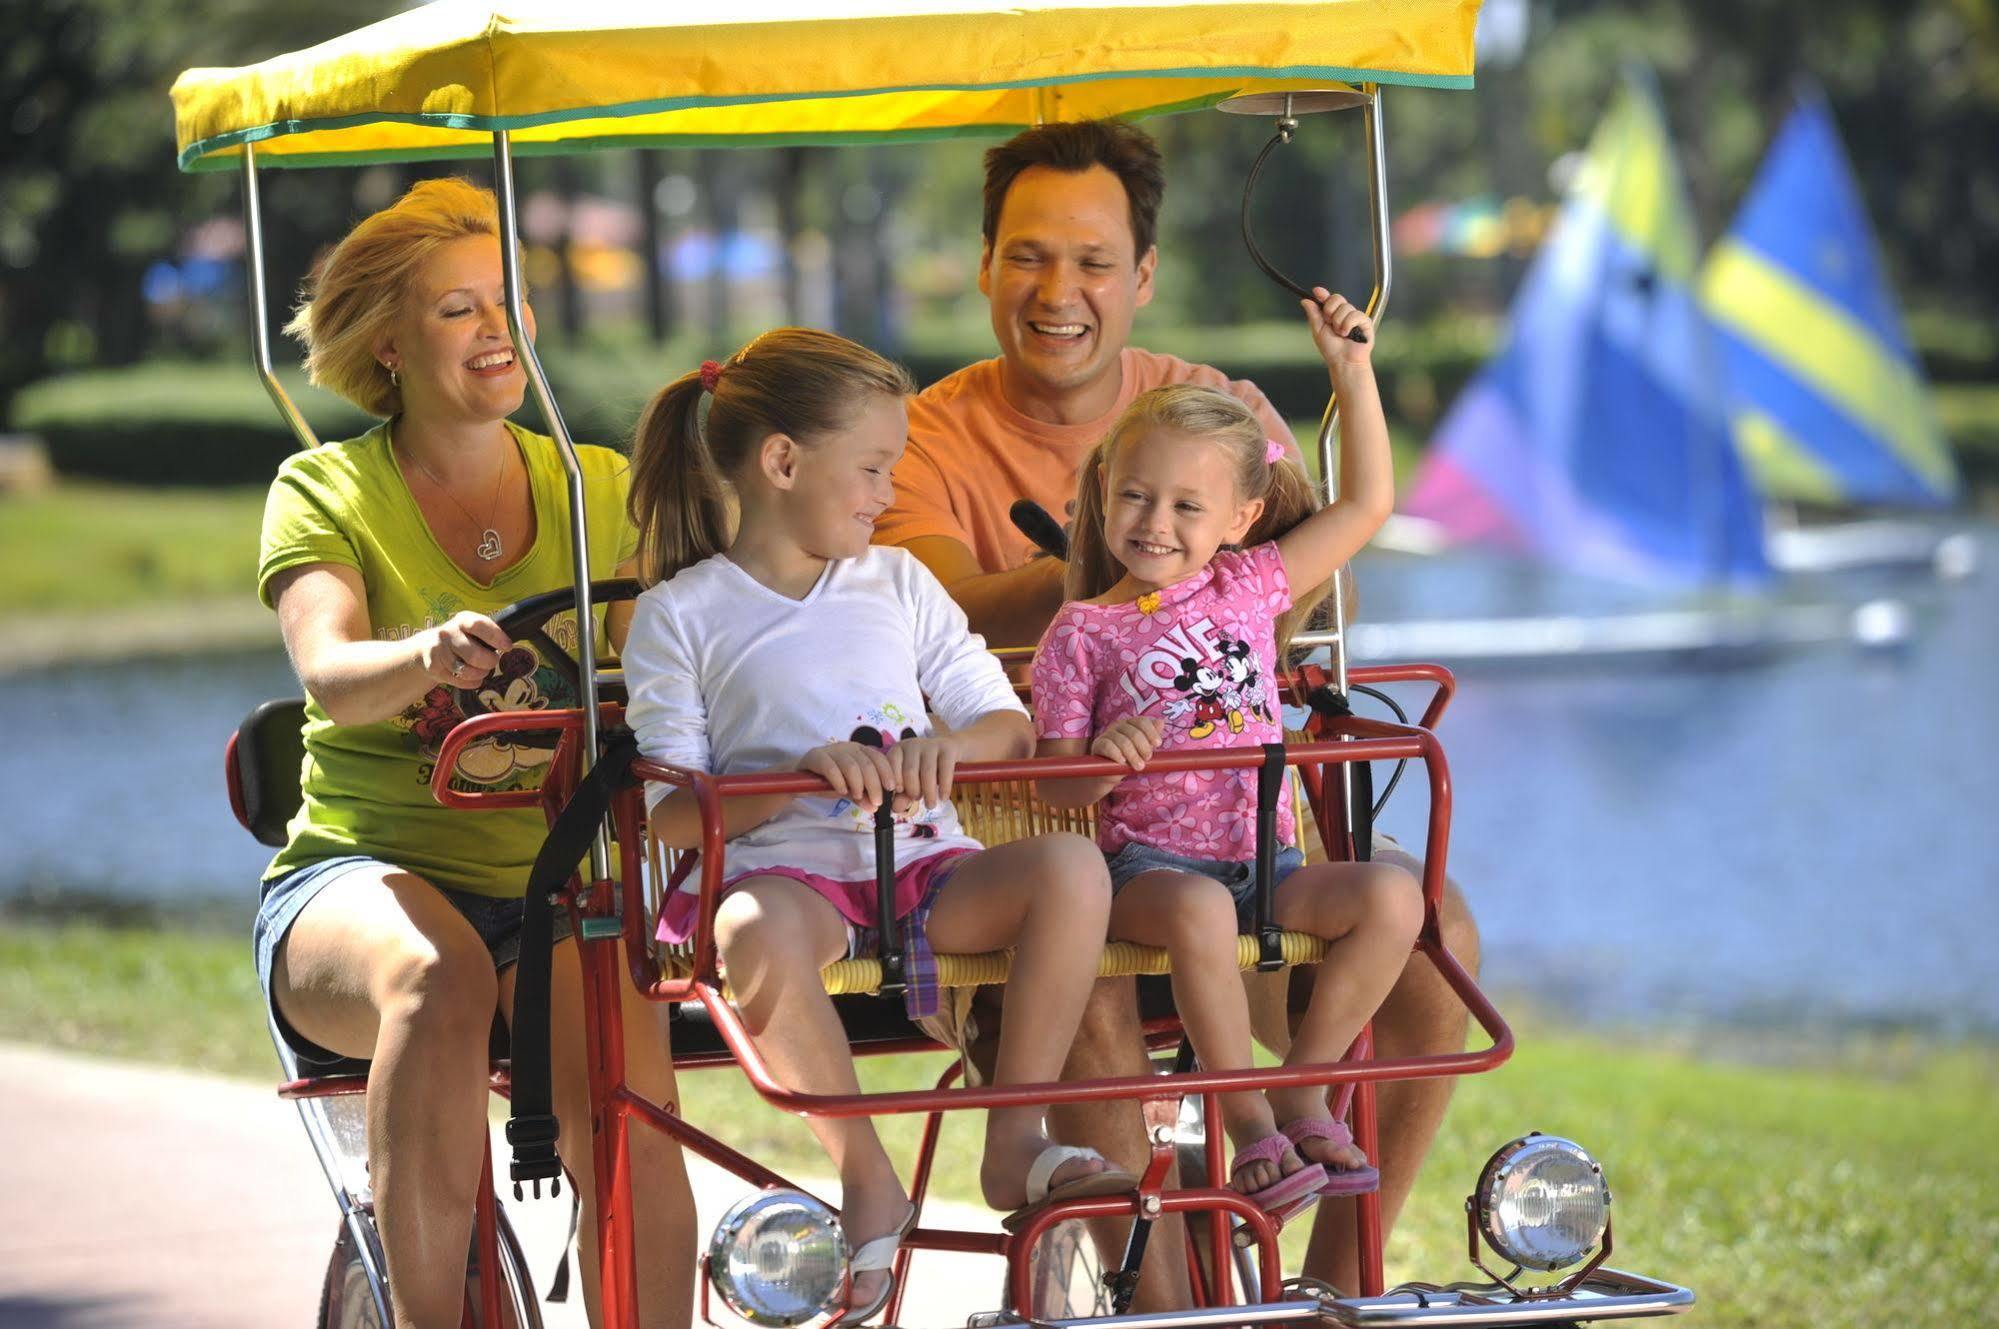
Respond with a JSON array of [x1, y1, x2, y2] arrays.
[[418, 611, 512, 689]]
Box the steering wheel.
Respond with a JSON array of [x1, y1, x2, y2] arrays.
[[452, 577, 642, 748]]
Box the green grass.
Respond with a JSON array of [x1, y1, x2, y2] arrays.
[[0, 481, 267, 614], [0, 912, 270, 1075], [2, 913, 1993, 1326]]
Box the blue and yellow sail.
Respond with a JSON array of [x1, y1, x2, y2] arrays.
[[1404, 72, 1768, 584], [1699, 93, 1958, 508]]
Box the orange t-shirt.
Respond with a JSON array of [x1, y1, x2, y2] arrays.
[[876, 349, 1298, 574]]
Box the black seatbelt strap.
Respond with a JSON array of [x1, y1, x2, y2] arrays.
[[1253, 742, 1286, 970], [1304, 686, 1375, 864], [848, 726, 905, 996], [508, 728, 641, 1198]]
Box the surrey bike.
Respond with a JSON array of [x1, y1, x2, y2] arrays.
[[187, 4, 1693, 1324]]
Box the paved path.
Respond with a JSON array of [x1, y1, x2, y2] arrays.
[[0, 1044, 1008, 1328]]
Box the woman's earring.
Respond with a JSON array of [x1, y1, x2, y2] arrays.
[[384, 362, 400, 387]]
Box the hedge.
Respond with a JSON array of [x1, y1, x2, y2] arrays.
[[7, 325, 1493, 486], [9, 363, 373, 486]]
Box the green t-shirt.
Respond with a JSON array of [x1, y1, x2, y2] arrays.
[[257, 419, 637, 898]]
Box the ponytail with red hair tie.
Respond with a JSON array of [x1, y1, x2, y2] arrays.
[[698, 359, 725, 393]]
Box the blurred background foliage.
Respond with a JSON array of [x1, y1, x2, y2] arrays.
[[2, 0, 1995, 482]]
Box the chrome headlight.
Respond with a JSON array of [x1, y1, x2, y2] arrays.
[[706, 1189, 848, 1326], [1472, 1134, 1610, 1272]]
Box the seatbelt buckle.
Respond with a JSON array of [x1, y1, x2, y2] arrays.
[[1256, 924, 1286, 972], [506, 1113, 564, 1198]]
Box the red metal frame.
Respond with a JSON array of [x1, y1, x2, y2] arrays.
[[223, 730, 249, 828], [271, 664, 1505, 1325]]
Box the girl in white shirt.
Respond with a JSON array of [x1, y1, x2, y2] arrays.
[[621, 328, 1126, 1322]]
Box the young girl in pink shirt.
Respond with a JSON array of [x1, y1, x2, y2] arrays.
[[1031, 289, 1422, 1215]]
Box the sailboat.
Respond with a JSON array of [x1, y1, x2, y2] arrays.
[[1358, 72, 1912, 665], [1699, 88, 1970, 578]]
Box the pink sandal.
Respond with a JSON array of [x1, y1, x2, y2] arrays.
[[1280, 1117, 1380, 1196], [1228, 1133, 1329, 1213]]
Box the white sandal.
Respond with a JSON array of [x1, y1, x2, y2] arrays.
[[837, 1203, 917, 1325], [1000, 1144, 1139, 1233]]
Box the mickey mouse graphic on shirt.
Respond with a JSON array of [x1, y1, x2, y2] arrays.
[[1162, 633, 1268, 740], [404, 644, 558, 787], [1169, 657, 1242, 740]]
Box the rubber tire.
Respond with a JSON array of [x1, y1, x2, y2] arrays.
[[316, 1207, 542, 1329], [1025, 1219, 1112, 1320], [317, 1219, 386, 1329]]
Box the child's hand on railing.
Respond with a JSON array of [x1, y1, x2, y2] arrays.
[[798, 741, 898, 813], [1089, 716, 1163, 771], [883, 735, 964, 815]]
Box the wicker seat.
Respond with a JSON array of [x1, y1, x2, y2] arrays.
[[652, 771, 1323, 997]]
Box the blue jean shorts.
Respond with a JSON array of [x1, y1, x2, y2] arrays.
[[1105, 841, 1307, 933], [253, 854, 574, 1071]]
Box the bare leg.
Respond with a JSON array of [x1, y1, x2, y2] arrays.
[[1301, 863, 1480, 1293], [919, 834, 1114, 1208], [1263, 862, 1425, 1170], [1107, 870, 1308, 1195], [715, 878, 907, 1314], [1042, 978, 1192, 1311], [509, 939, 696, 1328], [272, 867, 498, 1329]]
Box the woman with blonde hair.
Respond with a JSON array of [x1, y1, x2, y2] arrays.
[[253, 176, 694, 1328]]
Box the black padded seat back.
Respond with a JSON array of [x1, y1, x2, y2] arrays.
[[232, 697, 307, 848], [667, 991, 942, 1061]]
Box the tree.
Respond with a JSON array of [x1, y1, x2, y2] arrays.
[[0, 0, 392, 416]]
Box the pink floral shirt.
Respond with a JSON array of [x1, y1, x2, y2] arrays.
[[1032, 543, 1295, 859]]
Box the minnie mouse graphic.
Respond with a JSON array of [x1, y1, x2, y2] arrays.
[[1218, 636, 1271, 724], [830, 702, 944, 836]]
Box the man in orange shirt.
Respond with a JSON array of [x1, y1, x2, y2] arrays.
[[876, 119, 1480, 1304], [875, 119, 1302, 649]]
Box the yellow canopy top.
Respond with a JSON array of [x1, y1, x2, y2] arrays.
[[173, 0, 1480, 171]]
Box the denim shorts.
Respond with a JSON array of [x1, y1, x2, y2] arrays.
[[1104, 840, 1307, 933], [253, 854, 574, 1070]]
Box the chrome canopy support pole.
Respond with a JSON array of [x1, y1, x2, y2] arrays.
[[240, 143, 320, 451], [1315, 84, 1392, 846], [493, 130, 611, 880]]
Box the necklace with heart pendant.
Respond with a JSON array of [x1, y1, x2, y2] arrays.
[[402, 436, 511, 562]]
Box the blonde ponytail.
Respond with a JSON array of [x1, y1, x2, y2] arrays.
[[627, 328, 915, 588], [628, 373, 728, 587]]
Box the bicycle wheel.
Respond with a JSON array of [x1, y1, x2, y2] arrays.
[[317, 1217, 388, 1329], [316, 1202, 542, 1329], [1025, 1219, 1112, 1319]]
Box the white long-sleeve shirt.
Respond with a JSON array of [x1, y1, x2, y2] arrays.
[[622, 546, 1026, 895]]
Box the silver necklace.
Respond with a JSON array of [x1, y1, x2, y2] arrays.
[[402, 439, 510, 561]]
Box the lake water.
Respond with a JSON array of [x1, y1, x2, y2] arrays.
[[3, 529, 1994, 1034]]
